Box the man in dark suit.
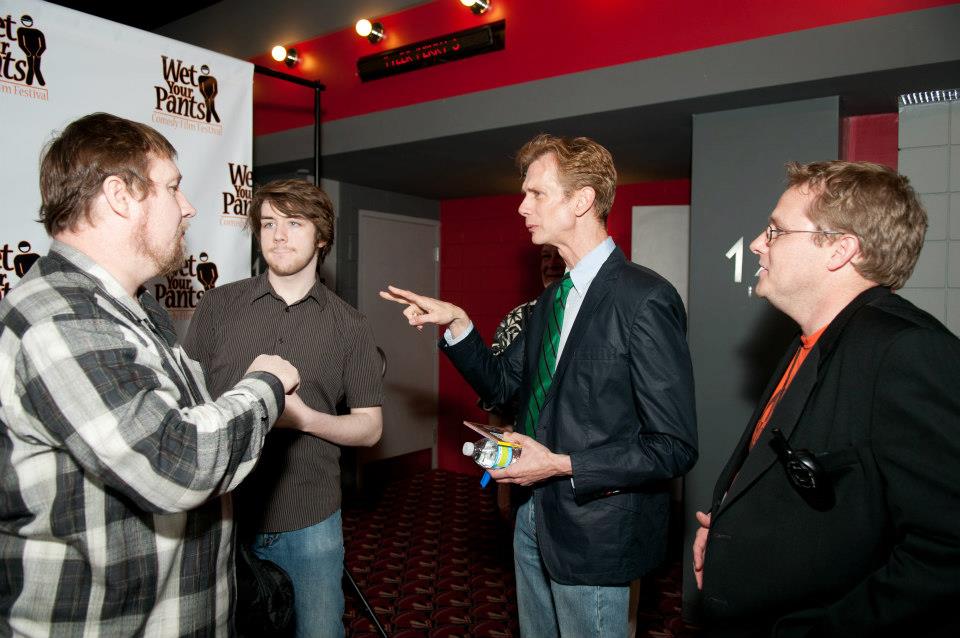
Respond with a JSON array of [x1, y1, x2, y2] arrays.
[[693, 160, 960, 637], [382, 134, 698, 637]]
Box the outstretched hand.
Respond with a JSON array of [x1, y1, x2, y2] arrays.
[[378, 285, 472, 337]]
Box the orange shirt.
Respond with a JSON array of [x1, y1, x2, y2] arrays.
[[749, 324, 828, 448]]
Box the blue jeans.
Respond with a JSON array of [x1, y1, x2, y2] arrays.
[[252, 510, 345, 638], [514, 498, 631, 638]]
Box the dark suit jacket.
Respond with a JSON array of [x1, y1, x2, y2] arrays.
[[701, 287, 960, 637], [443, 247, 698, 585]]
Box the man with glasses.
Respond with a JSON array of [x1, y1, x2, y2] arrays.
[[693, 161, 960, 636]]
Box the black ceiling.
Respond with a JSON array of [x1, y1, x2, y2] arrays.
[[47, 1, 220, 31]]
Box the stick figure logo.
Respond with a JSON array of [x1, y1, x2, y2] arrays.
[[198, 64, 220, 124], [1, 239, 41, 300], [14, 240, 39, 277], [16, 15, 46, 86], [196, 252, 219, 290], [1, 13, 50, 97]]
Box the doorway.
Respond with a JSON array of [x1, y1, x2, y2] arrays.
[[357, 210, 440, 470]]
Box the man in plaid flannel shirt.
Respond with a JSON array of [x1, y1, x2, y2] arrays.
[[0, 113, 300, 636]]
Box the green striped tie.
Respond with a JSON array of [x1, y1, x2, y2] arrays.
[[522, 273, 574, 438]]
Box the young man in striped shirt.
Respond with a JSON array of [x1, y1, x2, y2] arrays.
[[185, 179, 384, 638], [0, 112, 300, 636]]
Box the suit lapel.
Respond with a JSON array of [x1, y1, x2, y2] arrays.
[[716, 345, 820, 517], [549, 249, 621, 392], [711, 339, 796, 514], [521, 280, 554, 424], [527, 249, 621, 430], [525, 285, 551, 367]]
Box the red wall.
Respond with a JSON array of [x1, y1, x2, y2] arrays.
[[251, 0, 950, 136], [841, 113, 899, 168], [438, 179, 691, 474]]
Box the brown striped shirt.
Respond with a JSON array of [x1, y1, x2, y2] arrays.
[[184, 273, 383, 532]]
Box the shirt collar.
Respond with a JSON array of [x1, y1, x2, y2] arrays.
[[800, 323, 829, 349], [48, 240, 181, 345], [568, 237, 615, 296], [249, 271, 328, 310], [49, 240, 150, 322]]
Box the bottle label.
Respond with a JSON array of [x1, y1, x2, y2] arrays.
[[493, 442, 515, 468]]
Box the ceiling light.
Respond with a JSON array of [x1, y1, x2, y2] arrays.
[[271, 45, 298, 67], [460, 0, 491, 15], [355, 19, 384, 44]]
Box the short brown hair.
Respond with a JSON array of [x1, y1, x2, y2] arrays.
[[516, 134, 617, 224], [39, 112, 176, 235], [249, 179, 335, 263], [787, 161, 927, 290]]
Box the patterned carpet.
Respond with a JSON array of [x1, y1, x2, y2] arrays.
[[342, 470, 701, 637]]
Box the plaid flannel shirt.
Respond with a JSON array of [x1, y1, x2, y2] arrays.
[[0, 242, 284, 637]]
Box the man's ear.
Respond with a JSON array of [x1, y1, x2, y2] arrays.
[[826, 233, 861, 272], [101, 176, 134, 218], [574, 186, 596, 218]]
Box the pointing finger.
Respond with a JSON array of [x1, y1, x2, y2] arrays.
[[387, 285, 436, 308], [379, 289, 412, 304]]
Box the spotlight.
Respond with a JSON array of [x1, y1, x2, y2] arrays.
[[460, 0, 490, 15], [271, 45, 298, 67], [355, 19, 384, 44]]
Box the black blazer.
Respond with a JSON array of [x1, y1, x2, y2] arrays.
[[701, 287, 960, 637], [443, 247, 698, 585]]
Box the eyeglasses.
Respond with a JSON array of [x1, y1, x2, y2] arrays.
[[769, 428, 834, 511], [765, 226, 843, 243]]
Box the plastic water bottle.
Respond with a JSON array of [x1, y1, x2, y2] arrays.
[[462, 438, 521, 469]]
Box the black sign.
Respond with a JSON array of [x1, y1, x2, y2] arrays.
[[358, 20, 505, 82]]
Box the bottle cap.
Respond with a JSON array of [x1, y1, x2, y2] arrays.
[[461, 441, 475, 455]]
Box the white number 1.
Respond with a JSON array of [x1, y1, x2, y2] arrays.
[[725, 237, 743, 283]]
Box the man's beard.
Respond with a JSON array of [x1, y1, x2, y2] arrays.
[[156, 240, 187, 277], [137, 219, 187, 277], [266, 247, 318, 277]]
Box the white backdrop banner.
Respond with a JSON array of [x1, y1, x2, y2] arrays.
[[0, 0, 252, 338]]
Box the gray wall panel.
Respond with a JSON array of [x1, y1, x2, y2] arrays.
[[899, 100, 960, 336], [683, 97, 839, 617], [336, 182, 440, 307]]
